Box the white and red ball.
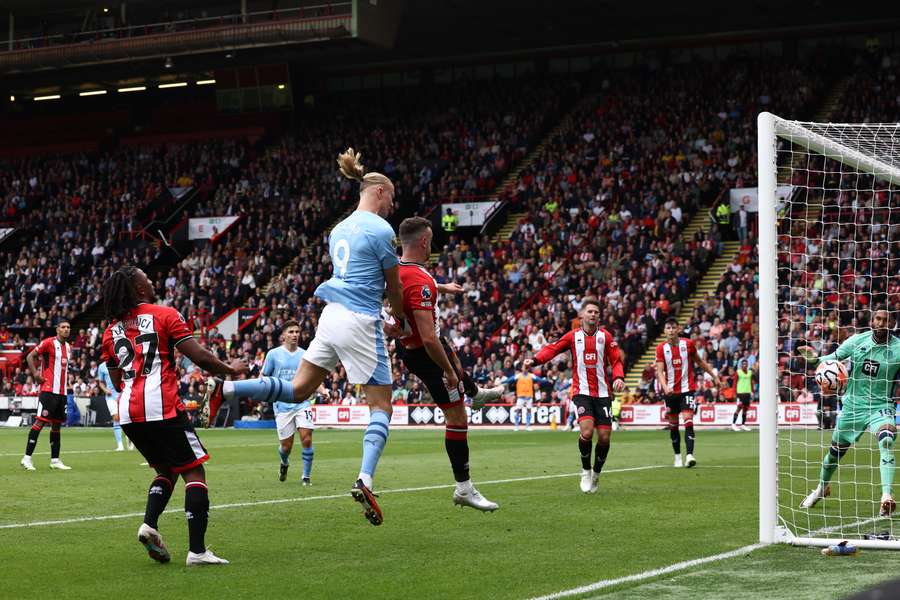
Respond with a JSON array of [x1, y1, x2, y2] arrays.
[[815, 360, 848, 396]]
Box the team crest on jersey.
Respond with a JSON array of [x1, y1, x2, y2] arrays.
[[421, 285, 432, 300]]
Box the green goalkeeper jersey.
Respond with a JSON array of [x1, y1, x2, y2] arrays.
[[818, 332, 900, 410]]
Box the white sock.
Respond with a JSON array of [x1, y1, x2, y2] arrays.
[[222, 380, 235, 399], [456, 479, 474, 494], [358, 472, 373, 489]]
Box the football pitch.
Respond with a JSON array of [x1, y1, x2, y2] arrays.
[[0, 426, 897, 599]]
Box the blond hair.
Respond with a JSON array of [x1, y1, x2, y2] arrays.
[[336, 147, 392, 193]]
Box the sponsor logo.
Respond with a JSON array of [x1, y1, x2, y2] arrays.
[[619, 406, 634, 423], [410, 406, 434, 424], [785, 405, 800, 423], [485, 406, 509, 424], [746, 406, 758, 423], [700, 405, 715, 423], [862, 359, 881, 377], [337, 407, 350, 423], [577, 406, 585, 415], [584, 352, 597, 363]]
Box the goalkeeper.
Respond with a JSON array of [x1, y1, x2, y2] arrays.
[[798, 308, 900, 517]]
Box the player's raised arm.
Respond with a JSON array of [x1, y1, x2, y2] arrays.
[[798, 334, 859, 366], [530, 331, 574, 367], [177, 338, 248, 378]]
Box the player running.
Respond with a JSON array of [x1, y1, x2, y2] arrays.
[[798, 308, 900, 517], [21, 321, 73, 471], [524, 297, 625, 494], [384, 216, 502, 511], [220, 321, 316, 484], [655, 318, 720, 468], [100, 266, 248, 565], [204, 148, 404, 526]]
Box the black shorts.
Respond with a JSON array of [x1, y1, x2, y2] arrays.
[[37, 391, 67, 423], [397, 341, 462, 407], [122, 412, 209, 474], [737, 393, 752, 407], [665, 392, 696, 415], [573, 394, 612, 428]]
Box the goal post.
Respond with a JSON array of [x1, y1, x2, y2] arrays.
[[758, 112, 900, 549]]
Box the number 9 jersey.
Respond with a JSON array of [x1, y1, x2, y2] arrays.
[[100, 303, 195, 424]]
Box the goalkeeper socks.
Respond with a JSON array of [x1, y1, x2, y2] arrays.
[[184, 481, 210, 554], [444, 424, 470, 482], [113, 422, 123, 445], [359, 409, 391, 482], [49, 424, 61, 459], [879, 429, 896, 495], [278, 446, 290, 466], [684, 420, 695, 455], [578, 434, 592, 470], [25, 420, 44, 456], [226, 377, 294, 402], [144, 474, 175, 530], [593, 441, 610, 474], [821, 442, 848, 484], [669, 423, 681, 454], [301, 445, 314, 479]]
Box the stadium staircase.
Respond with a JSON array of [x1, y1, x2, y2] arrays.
[[620, 215, 741, 399], [428, 93, 601, 264]]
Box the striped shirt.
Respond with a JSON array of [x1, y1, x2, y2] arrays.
[[34, 336, 70, 395], [656, 338, 698, 394], [533, 328, 624, 399]]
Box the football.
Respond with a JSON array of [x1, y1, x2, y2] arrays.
[[815, 360, 848, 396]]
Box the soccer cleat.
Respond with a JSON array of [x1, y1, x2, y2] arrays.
[[471, 385, 505, 410], [137, 523, 171, 564], [186, 549, 229, 565], [674, 455, 683, 468], [116, 444, 125, 452], [731, 424, 741, 432], [589, 472, 600, 494], [20, 456, 35, 471], [513, 426, 520, 432], [800, 483, 831, 509], [453, 487, 499, 512], [49, 459, 72, 470], [127, 441, 135, 451], [685, 454, 697, 468], [199, 377, 222, 428], [350, 479, 383, 526], [279, 463, 289, 482], [526, 425, 532, 432], [880, 494, 896, 518], [579, 469, 593, 493], [302, 477, 311, 486], [741, 425, 752, 432]]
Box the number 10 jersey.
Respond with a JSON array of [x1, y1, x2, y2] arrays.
[[101, 303, 195, 424]]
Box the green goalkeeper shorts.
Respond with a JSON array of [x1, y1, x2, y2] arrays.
[[831, 403, 897, 446]]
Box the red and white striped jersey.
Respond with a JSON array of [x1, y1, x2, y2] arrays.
[[34, 336, 70, 395], [533, 328, 624, 399], [656, 338, 698, 394], [100, 303, 194, 424]]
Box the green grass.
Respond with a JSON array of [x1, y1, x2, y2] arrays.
[[0, 426, 895, 599]]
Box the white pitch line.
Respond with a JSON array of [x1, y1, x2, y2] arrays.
[[527, 543, 766, 600], [0, 464, 665, 530], [0, 441, 331, 458]]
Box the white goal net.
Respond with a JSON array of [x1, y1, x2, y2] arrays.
[[758, 113, 900, 549]]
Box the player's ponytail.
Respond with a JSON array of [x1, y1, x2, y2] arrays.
[[101, 266, 141, 321], [337, 147, 393, 193]]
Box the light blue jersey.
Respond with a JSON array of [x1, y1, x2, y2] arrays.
[[262, 346, 310, 414], [97, 362, 118, 401], [314, 210, 398, 317]]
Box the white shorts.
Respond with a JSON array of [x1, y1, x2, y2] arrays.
[[106, 398, 119, 421], [303, 303, 392, 385], [516, 397, 534, 409], [275, 404, 316, 440]]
